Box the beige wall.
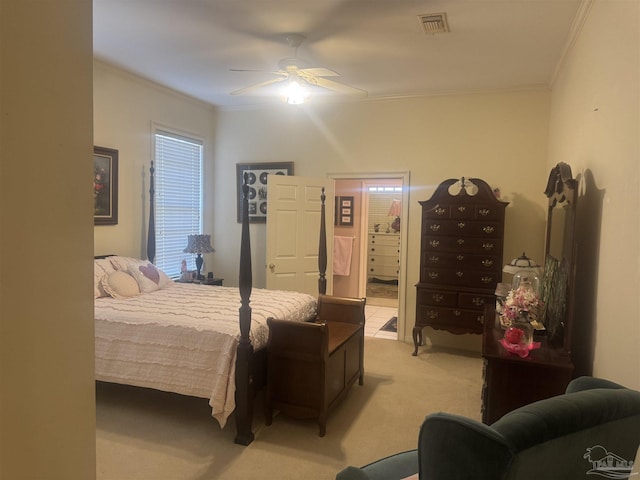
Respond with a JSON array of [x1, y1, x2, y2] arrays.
[[548, 0, 640, 388], [93, 64, 550, 351], [91, 1, 639, 381], [213, 91, 551, 350], [0, 1, 96, 478], [93, 62, 218, 267]]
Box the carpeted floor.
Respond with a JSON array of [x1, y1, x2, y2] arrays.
[[96, 338, 482, 480]]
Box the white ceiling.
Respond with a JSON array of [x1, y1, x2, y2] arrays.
[[93, 0, 582, 108]]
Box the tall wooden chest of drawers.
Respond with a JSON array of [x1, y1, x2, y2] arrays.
[[413, 177, 508, 356]]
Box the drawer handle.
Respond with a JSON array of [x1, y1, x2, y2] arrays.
[[430, 240, 440, 248], [479, 208, 491, 216], [457, 206, 466, 213], [458, 222, 466, 229], [472, 297, 485, 306], [482, 259, 493, 267], [430, 224, 441, 231], [457, 238, 465, 245], [427, 310, 439, 319], [370, 258, 375, 262], [457, 255, 464, 261], [371, 248, 376, 252], [482, 242, 494, 250], [456, 271, 464, 277], [435, 207, 446, 216], [453, 310, 462, 316], [483, 226, 495, 234], [429, 255, 439, 263], [428, 272, 439, 279], [432, 293, 444, 302], [477, 315, 484, 324], [481, 276, 493, 284]]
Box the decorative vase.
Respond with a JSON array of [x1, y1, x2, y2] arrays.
[[504, 316, 533, 348]]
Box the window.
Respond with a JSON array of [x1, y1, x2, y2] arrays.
[[154, 129, 204, 277]]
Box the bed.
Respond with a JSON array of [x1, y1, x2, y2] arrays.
[[94, 166, 328, 445]]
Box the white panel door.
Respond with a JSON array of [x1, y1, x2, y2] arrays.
[[266, 175, 334, 296]]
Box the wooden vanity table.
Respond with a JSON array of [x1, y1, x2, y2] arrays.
[[482, 162, 580, 424], [481, 305, 574, 424]]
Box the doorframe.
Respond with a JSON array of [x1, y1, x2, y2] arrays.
[[328, 171, 410, 341]]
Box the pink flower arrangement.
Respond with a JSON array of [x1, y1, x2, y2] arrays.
[[501, 285, 543, 324]]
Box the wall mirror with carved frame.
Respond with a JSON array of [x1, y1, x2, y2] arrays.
[[540, 162, 578, 350]]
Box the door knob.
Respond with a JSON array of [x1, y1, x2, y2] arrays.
[[269, 263, 275, 272]]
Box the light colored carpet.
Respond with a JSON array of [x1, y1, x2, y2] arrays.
[[96, 338, 483, 480]]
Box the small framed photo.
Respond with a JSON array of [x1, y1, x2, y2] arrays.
[[236, 162, 294, 223], [93, 146, 118, 225]]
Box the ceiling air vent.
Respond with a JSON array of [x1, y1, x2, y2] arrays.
[[419, 13, 450, 34]]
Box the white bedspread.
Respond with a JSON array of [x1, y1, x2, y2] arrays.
[[95, 283, 317, 427]]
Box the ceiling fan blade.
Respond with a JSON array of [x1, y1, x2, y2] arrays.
[[230, 77, 286, 96], [307, 76, 367, 96], [230, 68, 287, 76], [298, 67, 339, 77]]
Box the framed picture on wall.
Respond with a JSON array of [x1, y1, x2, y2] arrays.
[[338, 196, 354, 226], [93, 146, 118, 225], [236, 162, 294, 223]]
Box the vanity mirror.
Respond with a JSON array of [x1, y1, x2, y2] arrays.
[[541, 162, 578, 350]]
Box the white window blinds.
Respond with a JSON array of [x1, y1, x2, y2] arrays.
[[154, 129, 203, 277]]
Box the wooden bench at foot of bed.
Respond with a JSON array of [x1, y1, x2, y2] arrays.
[[265, 295, 366, 436]]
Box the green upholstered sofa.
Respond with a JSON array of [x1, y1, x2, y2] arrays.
[[336, 377, 640, 480]]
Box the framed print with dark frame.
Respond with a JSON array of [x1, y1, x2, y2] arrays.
[[338, 196, 354, 226], [93, 146, 118, 225], [236, 162, 294, 223]]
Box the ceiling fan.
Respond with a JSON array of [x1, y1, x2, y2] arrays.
[[230, 34, 366, 103]]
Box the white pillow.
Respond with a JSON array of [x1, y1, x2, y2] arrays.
[[94, 258, 116, 298], [101, 271, 141, 299], [128, 262, 173, 293], [108, 255, 143, 272]]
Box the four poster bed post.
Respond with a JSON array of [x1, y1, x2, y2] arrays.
[[235, 174, 256, 445], [145, 167, 328, 445]]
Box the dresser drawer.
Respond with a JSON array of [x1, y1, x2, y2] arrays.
[[423, 252, 501, 270], [424, 220, 503, 237], [368, 234, 400, 246], [368, 264, 399, 277], [459, 293, 496, 310], [420, 267, 499, 288], [415, 305, 484, 333], [424, 203, 504, 221], [417, 288, 457, 307], [368, 243, 400, 257], [423, 235, 502, 254]]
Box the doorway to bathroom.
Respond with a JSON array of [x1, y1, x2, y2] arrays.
[[330, 172, 409, 340], [364, 182, 402, 308]]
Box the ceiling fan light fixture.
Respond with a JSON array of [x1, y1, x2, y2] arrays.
[[281, 77, 309, 105]]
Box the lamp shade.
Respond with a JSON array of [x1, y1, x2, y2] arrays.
[[388, 199, 401, 217], [502, 252, 540, 274], [183, 234, 215, 254]]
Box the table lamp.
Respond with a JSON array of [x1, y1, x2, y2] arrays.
[[388, 199, 401, 232], [184, 234, 215, 280]]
